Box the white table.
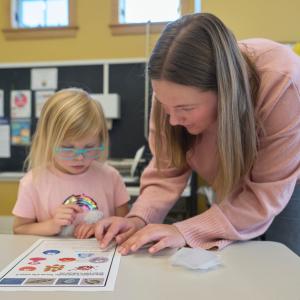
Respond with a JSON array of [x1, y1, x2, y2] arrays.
[[0, 234, 299, 299]]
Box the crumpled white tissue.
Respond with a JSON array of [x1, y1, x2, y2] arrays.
[[59, 210, 103, 237], [170, 247, 221, 270]]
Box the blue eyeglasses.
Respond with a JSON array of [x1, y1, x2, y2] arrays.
[[54, 145, 105, 160]]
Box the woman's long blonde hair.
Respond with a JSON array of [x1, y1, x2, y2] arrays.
[[25, 88, 109, 172], [148, 13, 260, 199]]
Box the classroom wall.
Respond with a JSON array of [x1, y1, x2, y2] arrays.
[[0, 0, 169, 63], [1, 0, 299, 64], [1, 0, 300, 216], [1, 182, 18, 215], [202, 0, 300, 42]]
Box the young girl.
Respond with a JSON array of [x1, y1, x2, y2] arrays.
[[13, 88, 129, 239]]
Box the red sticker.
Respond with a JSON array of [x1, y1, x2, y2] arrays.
[[19, 266, 36, 271], [59, 257, 76, 262]]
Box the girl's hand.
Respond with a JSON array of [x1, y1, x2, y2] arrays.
[[51, 204, 82, 234], [95, 216, 146, 249], [118, 224, 186, 255], [74, 223, 96, 239]]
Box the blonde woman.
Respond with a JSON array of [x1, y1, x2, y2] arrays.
[[96, 13, 300, 255], [13, 88, 129, 238]]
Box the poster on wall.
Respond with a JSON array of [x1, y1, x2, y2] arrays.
[[35, 90, 55, 118], [31, 68, 58, 90], [11, 119, 31, 146], [0, 89, 4, 117], [0, 123, 10, 158], [10, 90, 32, 119]]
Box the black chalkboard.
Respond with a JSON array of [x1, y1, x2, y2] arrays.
[[0, 62, 149, 171]]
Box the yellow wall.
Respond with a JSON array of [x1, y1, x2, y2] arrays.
[[1, 0, 299, 64], [0, 182, 19, 215], [0, 0, 166, 63], [0, 0, 300, 216], [202, 0, 300, 42]]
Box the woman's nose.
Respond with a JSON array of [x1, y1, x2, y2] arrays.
[[168, 111, 181, 126]]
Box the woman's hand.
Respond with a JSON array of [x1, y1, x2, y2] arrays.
[[74, 223, 95, 239], [95, 216, 146, 249], [118, 224, 186, 255]]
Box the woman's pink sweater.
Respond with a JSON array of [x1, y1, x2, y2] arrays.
[[128, 39, 300, 249]]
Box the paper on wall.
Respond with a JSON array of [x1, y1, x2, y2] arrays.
[[11, 119, 31, 146], [0, 90, 4, 117], [0, 124, 10, 158], [31, 68, 58, 90], [10, 90, 31, 119], [35, 90, 55, 118]]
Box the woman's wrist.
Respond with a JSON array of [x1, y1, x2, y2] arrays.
[[127, 216, 147, 230]]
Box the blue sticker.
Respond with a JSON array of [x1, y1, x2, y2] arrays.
[[0, 278, 26, 285], [77, 253, 93, 259], [43, 249, 60, 255], [55, 278, 80, 285]]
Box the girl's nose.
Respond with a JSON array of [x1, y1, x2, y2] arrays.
[[74, 154, 84, 161]]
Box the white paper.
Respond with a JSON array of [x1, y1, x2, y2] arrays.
[[10, 90, 31, 119], [0, 238, 121, 291], [0, 124, 10, 158], [0, 90, 4, 117], [31, 68, 58, 90], [35, 90, 55, 118], [91, 94, 120, 119]]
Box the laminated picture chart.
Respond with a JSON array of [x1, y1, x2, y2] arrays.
[[0, 238, 121, 291]]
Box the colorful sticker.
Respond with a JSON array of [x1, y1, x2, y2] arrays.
[[59, 257, 76, 262], [43, 250, 60, 255], [24, 278, 55, 285], [0, 278, 26, 285], [44, 264, 64, 272], [19, 266, 36, 271], [89, 256, 109, 264], [28, 257, 46, 265], [80, 278, 104, 285], [63, 194, 98, 211], [77, 253, 94, 259], [55, 278, 80, 285], [74, 265, 95, 271]]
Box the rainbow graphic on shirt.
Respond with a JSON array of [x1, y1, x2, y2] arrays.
[[63, 194, 98, 211]]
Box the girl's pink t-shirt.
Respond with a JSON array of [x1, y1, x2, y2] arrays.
[[13, 161, 129, 221]]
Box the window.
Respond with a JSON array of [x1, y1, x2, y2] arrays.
[[3, 0, 77, 39], [111, 0, 193, 35], [119, 0, 181, 23], [14, 0, 69, 28]]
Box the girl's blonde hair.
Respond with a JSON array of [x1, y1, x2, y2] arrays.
[[148, 13, 260, 199], [25, 88, 109, 171]]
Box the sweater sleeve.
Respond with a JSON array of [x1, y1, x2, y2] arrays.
[[175, 78, 300, 249], [127, 158, 192, 223], [112, 169, 130, 207], [127, 98, 192, 223]]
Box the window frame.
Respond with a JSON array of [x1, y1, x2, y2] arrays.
[[110, 0, 192, 35], [3, 0, 78, 40]]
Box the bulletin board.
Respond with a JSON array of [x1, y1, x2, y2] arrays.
[[0, 62, 148, 171]]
